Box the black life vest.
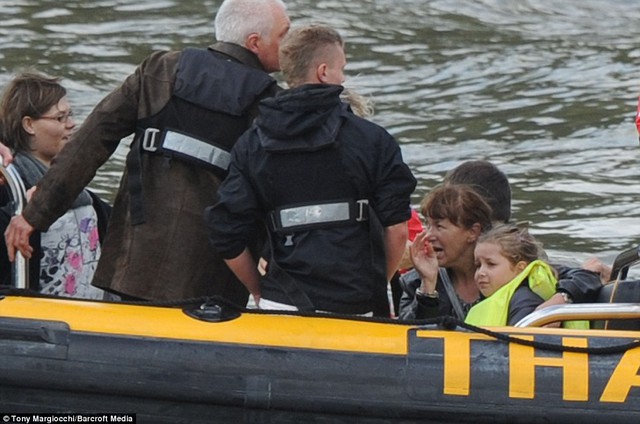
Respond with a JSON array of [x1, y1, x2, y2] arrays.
[[127, 47, 276, 224]]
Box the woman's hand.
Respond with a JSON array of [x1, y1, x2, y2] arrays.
[[410, 231, 439, 293], [0, 142, 13, 186], [582, 257, 611, 283], [0, 142, 13, 167]]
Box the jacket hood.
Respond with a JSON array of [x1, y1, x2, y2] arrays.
[[255, 84, 345, 152]]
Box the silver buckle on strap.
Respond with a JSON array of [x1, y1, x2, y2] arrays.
[[356, 199, 369, 222], [142, 128, 160, 152]]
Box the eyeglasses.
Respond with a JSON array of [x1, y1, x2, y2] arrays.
[[38, 110, 74, 124]]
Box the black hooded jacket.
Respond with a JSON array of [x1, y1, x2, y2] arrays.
[[206, 84, 416, 314]]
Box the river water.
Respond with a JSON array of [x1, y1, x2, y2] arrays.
[[1, 0, 640, 266]]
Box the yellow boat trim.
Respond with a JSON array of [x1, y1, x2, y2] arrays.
[[0, 296, 636, 355], [0, 296, 411, 354]]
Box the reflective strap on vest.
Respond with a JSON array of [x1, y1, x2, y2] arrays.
[[270, 199, 369, 232], [142, 128, 231, 171]]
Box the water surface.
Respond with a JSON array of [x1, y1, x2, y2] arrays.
[[1, 0, 639, 265]]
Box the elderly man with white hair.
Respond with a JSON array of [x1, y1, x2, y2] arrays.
[[5, 0, 291, 303]]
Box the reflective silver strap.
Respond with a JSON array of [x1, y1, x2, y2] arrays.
[[161, 130, 231, 171], [279, 202, 350, 229]]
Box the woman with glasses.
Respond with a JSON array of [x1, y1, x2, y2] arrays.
[[0, 71, 110, 298]]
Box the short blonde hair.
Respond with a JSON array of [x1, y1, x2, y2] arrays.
[[279, 24, 343, 87]]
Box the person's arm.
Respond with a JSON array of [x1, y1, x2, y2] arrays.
[[582, 257, 612, 283], [4, 214, 34, 261], [533, 265, 603, 327], [23, 51, 177, 231], [535, 264, 602, 310], [402, 231, 445, 319], [397, 271, 420, 320], [397, 209, 425, 271], [410, 231, 439, 295], [0, 207, 14, 284], [224, 248, 262, 306], [397, 268, 438, 319], [556, 265, 603, 302], [366, 126, 416, 275], [508, 286, 544, 325], [555, 265, 603, 303], [0, 142, 12, 166], [384, 221, 408, 281], [6, 52, 176, 261], [0, 142, 13, 186], [206, 130, 265, 307], [397, 269, 446, 320]]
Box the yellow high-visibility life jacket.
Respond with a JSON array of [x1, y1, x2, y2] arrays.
[[465, 260, 589, 329]]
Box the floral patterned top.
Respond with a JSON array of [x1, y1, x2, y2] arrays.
[[39, 204, 104, 299]]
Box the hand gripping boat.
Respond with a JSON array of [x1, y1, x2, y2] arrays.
[[1, 164, 640, 424]]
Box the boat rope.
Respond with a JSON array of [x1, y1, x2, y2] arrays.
[[1, 287, 638, 355], [451, 317, 640, 355]]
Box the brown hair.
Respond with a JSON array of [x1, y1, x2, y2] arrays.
[[444, 160, 511, 223], [0, 71, 66, 153], [421, 184, 492, 231], [279, 24, 343, 87], [478, 224, 544, 265]]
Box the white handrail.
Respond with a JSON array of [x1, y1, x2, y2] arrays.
[[0, 157, 29, 289], [515, 303, 640, 327]]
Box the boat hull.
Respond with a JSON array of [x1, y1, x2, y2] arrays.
[[0, 295, 639, 423]]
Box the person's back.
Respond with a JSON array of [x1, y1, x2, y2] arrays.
[[207, 24, 416, 314], [0, 72, 108, 299], [4, 0, 291, 303], [234, 87, 411, 313]]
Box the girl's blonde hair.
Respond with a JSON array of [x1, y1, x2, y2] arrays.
[[478, 224, 545, 265]]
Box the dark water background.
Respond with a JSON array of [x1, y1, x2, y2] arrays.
[[1, 0, 640, 267]]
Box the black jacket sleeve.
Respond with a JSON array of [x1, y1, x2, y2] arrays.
[[398, 269, 451, 320], [398, 270, 421, 320], [87, 190, 112, 242], [554, 265, 602, 303], [508, 285, 544, 325]]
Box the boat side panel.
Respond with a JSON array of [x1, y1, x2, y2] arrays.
[[0, 321, 638, 423], [407, 328, 640, 421]]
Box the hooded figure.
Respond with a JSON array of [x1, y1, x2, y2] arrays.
[[206, 25, 416, 314]]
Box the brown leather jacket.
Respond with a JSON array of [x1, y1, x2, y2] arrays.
[[24, 43, 277, 302]]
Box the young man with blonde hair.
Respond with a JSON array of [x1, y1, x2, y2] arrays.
[[207, 24, 416, 314]]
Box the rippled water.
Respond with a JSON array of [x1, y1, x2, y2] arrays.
[[1, 0, 639, 265]]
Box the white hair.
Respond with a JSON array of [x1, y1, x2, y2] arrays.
[[215, 0, 286, 44]]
